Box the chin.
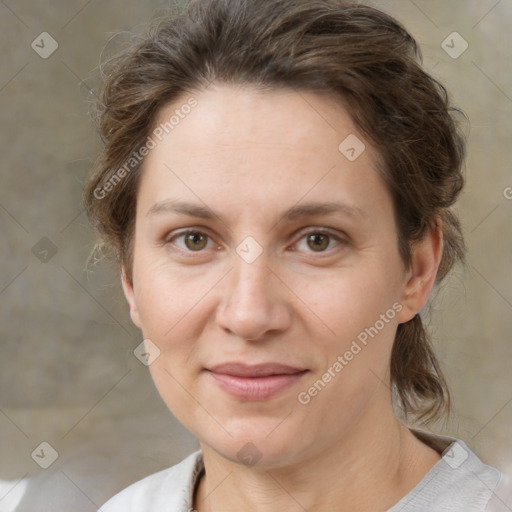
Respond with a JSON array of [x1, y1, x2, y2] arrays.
[[199, 419, 310, 469]]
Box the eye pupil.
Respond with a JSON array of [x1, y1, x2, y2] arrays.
[[185, 232, 207, 251], [307, 233, 329, 251]]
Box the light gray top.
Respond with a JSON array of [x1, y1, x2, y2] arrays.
[[100, 432, 508, 511]]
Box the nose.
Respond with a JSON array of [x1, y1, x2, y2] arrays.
[[215, 256, 292, 341]]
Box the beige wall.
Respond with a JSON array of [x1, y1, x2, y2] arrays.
[[1, 0, 510, 509]]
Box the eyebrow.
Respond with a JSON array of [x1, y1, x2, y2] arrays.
[[145, 199, 367, 223], [146, 200, 214, 219], [282, 202, 367, 221]]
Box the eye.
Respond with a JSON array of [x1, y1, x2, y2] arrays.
[[294, 230, 342, 253], [169, 230, 214, 252]]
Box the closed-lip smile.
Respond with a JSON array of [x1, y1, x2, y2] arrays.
[[206, 362, 309, 400]]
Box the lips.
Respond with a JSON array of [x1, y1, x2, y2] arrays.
[[208, 362, 306, 377], [206, 362, 308, 400]]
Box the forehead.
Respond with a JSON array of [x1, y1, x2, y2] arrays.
[[152, 84, 363, 156], [138, 84, 390, 222]]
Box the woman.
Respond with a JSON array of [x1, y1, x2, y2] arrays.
[[84, 0, 505, 510]]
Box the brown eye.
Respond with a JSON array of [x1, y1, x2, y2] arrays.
[[306, 233, 330, 251], [184, 232, 208, 251]]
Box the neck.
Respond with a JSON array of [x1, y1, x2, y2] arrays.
[[194, 404, 440, 512]]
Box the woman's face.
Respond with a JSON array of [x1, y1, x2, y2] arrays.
[[122, 84, 435, 468]]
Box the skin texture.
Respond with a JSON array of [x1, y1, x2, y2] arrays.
[[121, 84, 443, 512]]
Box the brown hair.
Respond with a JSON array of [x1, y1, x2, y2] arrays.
[[84, 0, 466, 423]]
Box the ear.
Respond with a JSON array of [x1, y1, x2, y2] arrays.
[[397, 221, 443, 324], [120, 267, 142, 329]]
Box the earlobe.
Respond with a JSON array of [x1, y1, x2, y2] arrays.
[[120, 267, 142, 329], [397, 222, 443, 324]]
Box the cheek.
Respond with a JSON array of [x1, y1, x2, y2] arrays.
[[133, 256, 216, 340], [292, 268, 400, 433], [290, 252, 403, 412], [295, 260, 402, 348], [134, 265, 211, 433]]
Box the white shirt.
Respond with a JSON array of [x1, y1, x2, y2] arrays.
[[100, 432, 509, 511]]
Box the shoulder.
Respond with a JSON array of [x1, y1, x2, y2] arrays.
[[486, 472, 512, 512], [391, 433, 502, 512], [436, 438, 501, 509], [99, 450, 203, 512]]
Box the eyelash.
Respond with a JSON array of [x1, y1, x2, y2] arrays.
[[164, 228, 346, 256], [292, 230, 343, 253], [166, 229, 218, 253]]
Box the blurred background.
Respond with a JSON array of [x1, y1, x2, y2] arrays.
[[1, 0, 511, 510]]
